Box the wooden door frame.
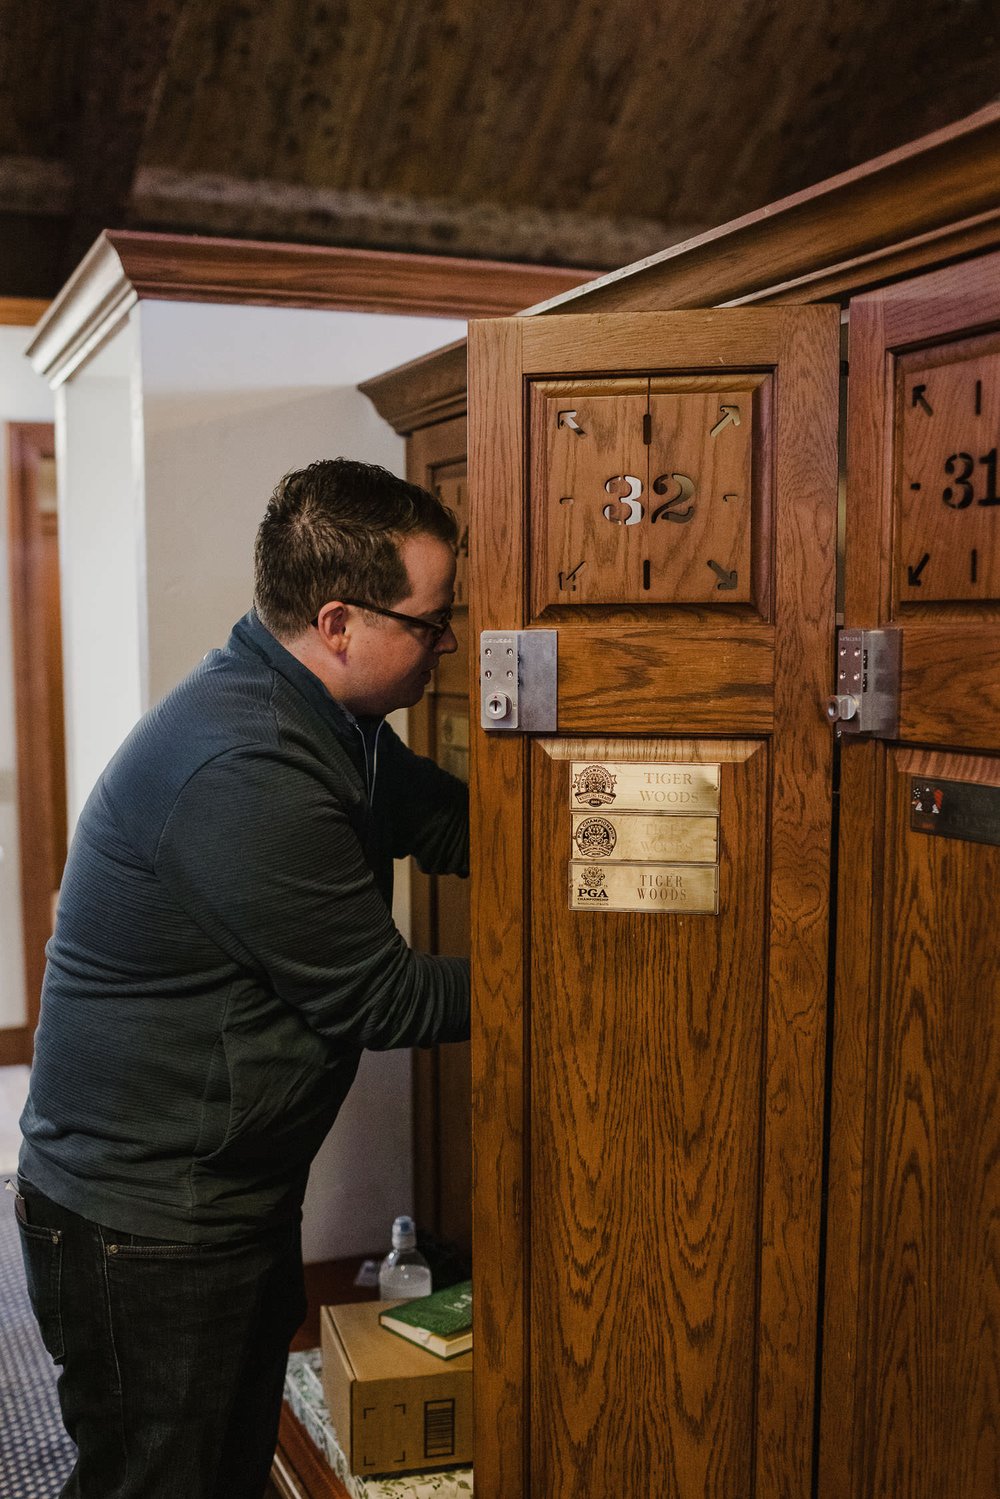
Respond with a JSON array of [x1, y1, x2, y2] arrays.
[[3, 420, 62, 1065]]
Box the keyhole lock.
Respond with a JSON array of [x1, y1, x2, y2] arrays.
[[480, 630, 558, 733], [825, 694, 859, 723], [823, 628, 901, 739], [486, 692, 512, 721]]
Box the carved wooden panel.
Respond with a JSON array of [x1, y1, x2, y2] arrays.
[[530, 376, 764, 613], [530, 736, 766, 1496], [863, 748, 1000, 1497], [895, 333, 1000, 604]]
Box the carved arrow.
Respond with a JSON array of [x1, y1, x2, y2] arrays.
[[710, 405, 741, 438], [907, 552, 930, 586], [557, 409, 585, 434], [707, 559, 738, 590]]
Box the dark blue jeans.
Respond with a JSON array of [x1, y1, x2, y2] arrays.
[[16, 1177, 306, 1499]]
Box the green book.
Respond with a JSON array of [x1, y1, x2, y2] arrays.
[[378, 1280, 473, 1360]]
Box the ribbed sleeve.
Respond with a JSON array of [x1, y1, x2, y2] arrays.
[[155, 745, 469, 1050]]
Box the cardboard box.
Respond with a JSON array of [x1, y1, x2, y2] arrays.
[[321, 1300, 473, 1478]]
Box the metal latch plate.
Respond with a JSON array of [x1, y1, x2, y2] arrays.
[[826, 627, 901, 737], [480, 630, 558, 732]]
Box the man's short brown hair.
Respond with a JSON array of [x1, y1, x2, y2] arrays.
[[254, 458, 457, 639]]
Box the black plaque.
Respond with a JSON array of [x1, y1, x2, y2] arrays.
[[910, 776, 1000, 848]]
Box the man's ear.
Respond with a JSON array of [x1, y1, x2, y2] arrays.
[[314, 601, 350, 656]]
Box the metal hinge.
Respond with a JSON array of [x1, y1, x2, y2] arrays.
[[480, 630, 558, 732], [825, 627, 901, 737]]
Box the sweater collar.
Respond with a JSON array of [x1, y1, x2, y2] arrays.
[[228, 609, 371, 743]]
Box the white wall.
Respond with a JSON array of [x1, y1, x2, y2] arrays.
[[0, 326, 55, 1029], [137, 302, 457, 704], [54, 298, 464, 1259], [56, 323, 146, 829]]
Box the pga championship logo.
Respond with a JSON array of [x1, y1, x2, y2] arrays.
[[573, 817, 617, 859], [572, 764, 617, 808]]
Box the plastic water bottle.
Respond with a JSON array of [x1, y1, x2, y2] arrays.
[[378, 1215, 432, 1301]]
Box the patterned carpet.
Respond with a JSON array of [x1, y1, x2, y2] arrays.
[[0, 1186, 76, 1498]]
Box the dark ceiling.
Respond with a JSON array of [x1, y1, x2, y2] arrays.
[[2, 0, 999, 300]]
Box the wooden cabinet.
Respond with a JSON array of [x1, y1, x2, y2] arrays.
[[363, 106, 1000, 1499]]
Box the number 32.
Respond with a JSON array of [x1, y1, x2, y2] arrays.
[[601, 473, 696, 525]]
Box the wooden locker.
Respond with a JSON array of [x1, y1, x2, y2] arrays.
[[469, 307, 840, 1499], [821, 249, 1000, 1499], [363, 107, 1000, 1499]]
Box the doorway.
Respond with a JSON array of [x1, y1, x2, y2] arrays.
[[4, 421, 65, 1064]]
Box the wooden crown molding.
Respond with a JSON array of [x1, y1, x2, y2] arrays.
[[26, 228, 598, 387], [358, 104, 1000, 434], [0, 297, 51, 327], [522, 102, 1000, 316], [359, 339, 467, 434]]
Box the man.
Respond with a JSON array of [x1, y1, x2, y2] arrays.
[[16, 458, 470, 1499]]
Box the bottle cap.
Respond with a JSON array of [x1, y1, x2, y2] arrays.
[[391, 1214, 416, 1249]]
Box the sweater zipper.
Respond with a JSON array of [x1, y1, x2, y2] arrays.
[[355, 719, 385, 804]]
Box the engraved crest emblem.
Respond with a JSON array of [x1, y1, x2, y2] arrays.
[[572, 763, 617, 807], [574, 817, 617, 858], [575, 863, 609, 902]]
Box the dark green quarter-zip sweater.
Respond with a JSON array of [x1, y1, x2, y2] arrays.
[[19, 611, 469, 1242]]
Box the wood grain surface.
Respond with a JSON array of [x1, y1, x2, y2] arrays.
[[554, 626, 774, 734], [108, 229, 594, 316], [530, 379, 758, 610], [26, 228, 591, 386], [530, 737, 767, 1497], [822, 248, 1000, 1499], [0, 297, 50, 326], [893, 335, 1000, 605], [360, 341, 468, 436], [7, 422, 64, 1046], [819, 738, 884, 1499], [896, 624, 1000, 749], [468, 315, 529, 1499], [865, 749, 1000, 1497], [755, 302, 839, 1499], [468, 303, 838, 1497], [404, 414, 472, 1255]]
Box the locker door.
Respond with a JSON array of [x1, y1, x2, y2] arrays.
[[822, 251, 1000, 1499], [468, 308, 839, 1499]]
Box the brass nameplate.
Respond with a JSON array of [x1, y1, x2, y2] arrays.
[[570, 861, 719, 913], [571, 761, 720, 814], [572, 812, 718, 863]]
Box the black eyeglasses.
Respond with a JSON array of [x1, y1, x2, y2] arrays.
[[311, 599, 454, 646]]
